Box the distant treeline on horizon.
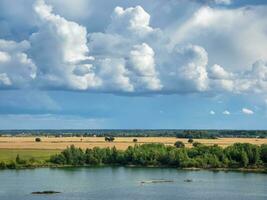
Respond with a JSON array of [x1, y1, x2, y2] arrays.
[[0, 129, 267, 138]]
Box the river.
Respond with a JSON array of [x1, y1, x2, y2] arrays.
[[0, 167, 266, 200]]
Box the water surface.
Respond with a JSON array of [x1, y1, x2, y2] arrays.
[[0, 167, 266, 200]]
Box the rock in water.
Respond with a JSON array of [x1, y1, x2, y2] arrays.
[[184, 179, 193, 182], [31, 191, 61, 195], [141, 179, 174, 184]]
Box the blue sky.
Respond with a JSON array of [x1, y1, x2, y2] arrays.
[[0, 0, 267, 129]]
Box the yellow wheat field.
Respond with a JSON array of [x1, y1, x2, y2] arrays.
[[0, 136, 266, 150]]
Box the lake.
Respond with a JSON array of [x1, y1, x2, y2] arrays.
[[0, 167, 266, 200]]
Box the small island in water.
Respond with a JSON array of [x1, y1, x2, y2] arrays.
[[31, 191, 61, 195]]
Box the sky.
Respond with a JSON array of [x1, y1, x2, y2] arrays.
[[0, 0, 267, 129]]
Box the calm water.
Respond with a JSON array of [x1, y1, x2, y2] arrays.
[[0, 167, 266, 200]]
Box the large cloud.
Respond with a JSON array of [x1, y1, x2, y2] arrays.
[[161, 45, 209, 93], [107, 6, 154, 37], [0, 0, 267, 97], [87, 6, 164, 93], [171, 6, 267, 70], [0, 39, 36, 88], [209, 60, 267, 94], [88, 5, 208, 94], [30, 0, 99, 90], [127, 43, 162, 91], [30, 2, 162, 93]]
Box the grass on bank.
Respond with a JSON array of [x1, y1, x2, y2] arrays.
[[0, 149, 60, 163]]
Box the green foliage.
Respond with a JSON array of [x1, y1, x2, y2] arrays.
[[0, 161, 6, 169], [174, 141, 185, 148], [15, 154, 27, 165], [192, 142, 202, 147], [225, 143, 260, 167], [105, 136, 115, 142], [241, 151, 249, 167], [188, 138, 194, 143], [50, 154, 66, 165], [260, 144, 267, 163], [62, 145, 85, 165], [49, 143, 266, 169], [6, 161, 17, 169]]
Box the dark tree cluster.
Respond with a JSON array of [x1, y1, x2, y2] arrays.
[[105, 136, 115, 142], [2, 129, 267, 138], [49, 143, 267, 169]]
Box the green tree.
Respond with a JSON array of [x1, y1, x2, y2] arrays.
[[50, 154, 66, 164], [105, 136, 115, 142], [0, 162, 6, 169], [16, 154, 21, 164], [15, 154, 26, 165], [192, 142, 202, 147], [241, 151, 249, 167], [174, 141, 185, 148], [260, 144, 267, 163], [188, 138, 194, 144]]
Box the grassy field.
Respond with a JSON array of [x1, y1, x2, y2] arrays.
[[0, 149, 60, 162], [0, 136, 267, 162]]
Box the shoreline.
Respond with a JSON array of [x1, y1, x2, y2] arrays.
[[1, 163, 266, 173]]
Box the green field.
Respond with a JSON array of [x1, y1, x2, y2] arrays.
[[0, 149, 60, 162]]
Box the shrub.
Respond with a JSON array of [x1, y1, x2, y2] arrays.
[[133, 138, 138, 143], [35, 138, 41, 142], [29, 157, 36, 163], [260, 144, 267, 163], [0, 162, 6, 169], [105, 136, 115, 142], [15, 154, 27, 165], [50, 154, 66, 165], [188, 138, 194, 144], [174, 141, 185, 148], [192, 142, 202, 147], [224, 143, 260, 167], [6, 161, 17, 169]]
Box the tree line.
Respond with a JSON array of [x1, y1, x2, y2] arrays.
[[1, 142, 266, 170], [1, 129, 267, 138], [49, 142, 267, 169]]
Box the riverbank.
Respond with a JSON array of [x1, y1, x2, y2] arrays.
[[1, 142, 267, 172], [48, 143, 267, 172], [1, 162, 267, 174]]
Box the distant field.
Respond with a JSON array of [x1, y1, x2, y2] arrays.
[[0, 136, 267, 150], [0, 137, 267, 162]]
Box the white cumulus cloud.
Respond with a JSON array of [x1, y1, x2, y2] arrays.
[[0, 0, 267, 99], [242, 108, 254, 115], [30, 0, 99, 90], [223, 110, 230, 115], [162, 44, 209, 93], [210, 110, 215, 115], [0, 39, 36, 88]]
